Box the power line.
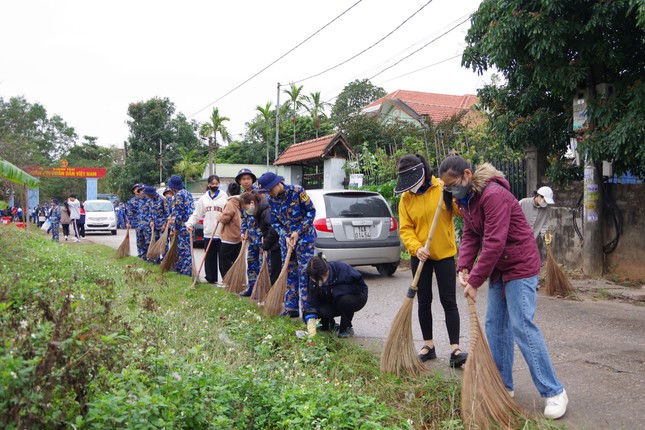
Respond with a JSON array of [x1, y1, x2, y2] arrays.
[[376, 53, 463, 85], [293, 0, 435, 84], [370, 15, 471, 80], [187, 0, 364, 120]]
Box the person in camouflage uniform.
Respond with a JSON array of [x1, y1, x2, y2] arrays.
[[257, 172, 316, 318], [126, 183, 146, 259], [236, 168, 262, 296], [167, 176, 195, 276], [49, 198, 61, 242], [140, 186, 168, 263]]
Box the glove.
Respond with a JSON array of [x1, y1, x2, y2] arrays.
[[306, 318, 318, 338]]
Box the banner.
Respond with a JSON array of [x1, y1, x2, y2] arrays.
[[23, 166, 106, 178]]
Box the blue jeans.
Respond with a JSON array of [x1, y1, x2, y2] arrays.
[[485, 275, 564, 397]]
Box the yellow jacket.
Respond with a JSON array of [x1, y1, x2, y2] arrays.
[[398, 176, 458, 261]]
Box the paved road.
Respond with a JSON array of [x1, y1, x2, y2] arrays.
[[87, 229, 644, 429]]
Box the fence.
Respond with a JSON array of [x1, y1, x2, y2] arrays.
[[490, 158, 527, 200]]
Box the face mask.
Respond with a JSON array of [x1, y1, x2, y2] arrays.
[[409, 179, 424, 194], [245, 204, 255, 215], [450, 181, 472, 199], [209, 186, 219, 193], [538, 197, 548, 208]]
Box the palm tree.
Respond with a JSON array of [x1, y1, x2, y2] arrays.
[[174, 148, 204, 185], [199, 107, 231, 175], [283, 83, 305, 144], [256, 102, 273, 166], [303, 91, 331, 138]]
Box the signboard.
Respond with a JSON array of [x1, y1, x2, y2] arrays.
[[349, 173, 364, 187], [23, 166, 107, 178], [572, 91, 588, 131]]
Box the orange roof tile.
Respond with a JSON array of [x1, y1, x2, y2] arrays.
[[275, 133, 354, 165]]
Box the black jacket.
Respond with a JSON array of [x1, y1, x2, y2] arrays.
[[254, 197, 279, 251], [305, 261, 368, 317]]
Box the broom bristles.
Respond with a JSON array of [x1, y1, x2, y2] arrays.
[[148, 226, 169, 260], [462, 297, 526, 429], [545, 243, 574, 297], [263, 247, 293, 317], [159, 235, 179, 273], [224, 240, 248, 293], [380, 296, 426, 377], [145, 229, 157, 259], [250, 254, 271, 303], [116, 229, 130, 259]]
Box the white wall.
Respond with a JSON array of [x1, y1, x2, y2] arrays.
[[323, 158, 346, 189]]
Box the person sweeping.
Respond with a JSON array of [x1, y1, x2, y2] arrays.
[[236, 168, 262, 297], [439, 155, 569, 420], [165, 176, 195, 276], [395, 154, 467, 368], [218, 182, 243, 279]]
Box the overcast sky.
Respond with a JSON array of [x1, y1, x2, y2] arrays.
[[1, 0, 494, 148]]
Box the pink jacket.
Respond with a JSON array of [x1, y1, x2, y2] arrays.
[[456, 165, 540, 289]]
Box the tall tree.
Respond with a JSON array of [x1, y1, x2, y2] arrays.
[[255, 102, 273, 166], [199, 107, 231, 175], [283, 83, 305, 144], [302, 91, 331, 138], [331, 79, 386, 132], [174, 148, 204, 184], [462, 0, 645, 176]]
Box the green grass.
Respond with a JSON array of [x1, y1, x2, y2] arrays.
[[0, 227, 562, 429]]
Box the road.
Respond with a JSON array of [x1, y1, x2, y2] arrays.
[[87, 229, 644, 429]]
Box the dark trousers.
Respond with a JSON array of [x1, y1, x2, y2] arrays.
[[318, 293, 368, 332], [204, 238, 221, 284], [62, 223, 70, 237], [268, 249, 282, 285], [77, 222, 85, 238], [219, 242, 242, 279], [411, 256, 460, 345]]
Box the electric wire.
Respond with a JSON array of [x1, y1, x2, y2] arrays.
[[293, 0, 435, 84], [187, 0, 364, 120], [375, 53, 462, 85]]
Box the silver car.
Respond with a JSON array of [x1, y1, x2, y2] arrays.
[[83, 199, 117, 235], [307, 189, 400, 276]]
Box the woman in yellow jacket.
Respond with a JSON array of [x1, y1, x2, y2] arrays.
[[395, 154, 467, 368]]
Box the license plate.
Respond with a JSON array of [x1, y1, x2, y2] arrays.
[[354, 226, 371, 239]]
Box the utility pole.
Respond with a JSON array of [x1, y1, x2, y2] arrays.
[[274, 82, 281, 173], [159, 139, 163, 186], [583, 159, 603, 276]]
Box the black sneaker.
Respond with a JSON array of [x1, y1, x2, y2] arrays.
[[449, 349, 468, 368], [418, 345, 437, 362], [337, 327, 354, 338], [279, 310, 299, 318]]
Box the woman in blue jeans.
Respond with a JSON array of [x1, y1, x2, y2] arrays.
[[439, 155, 568, 420]]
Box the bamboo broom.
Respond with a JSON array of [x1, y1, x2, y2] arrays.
[[116, 228, 130, 259], [190, 223, 219, 288], [380, 200, 444, 377], [159, 234, 179, 273], [250, 250, 271, 303], [263, 245, 294, 317], [224, 239, 249, 294], [145, 224, 157, 260], [461, 296, 526, 429], [148, 222, 169, 260], [544, 231, 574, 297]]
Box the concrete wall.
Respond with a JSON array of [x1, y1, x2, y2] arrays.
[[323, 158, 346, 189], [545, 181, 645, 281]]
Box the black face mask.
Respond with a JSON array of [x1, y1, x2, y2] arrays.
[[209, 186, 219, 193]]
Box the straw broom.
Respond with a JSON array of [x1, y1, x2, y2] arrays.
[[250, 250, 271, 303], [223, 239, 249, 294], [380, 200, 444, 377], [148, 222, 169, 260], [461, 296, 526, 429], [544, 231, 574, 297], [263, 245, 294, 317], [145, 224, 157, 260], [159, 234, 179, 273], [190, 223, 219, 288], [116, 228, 130, 259]]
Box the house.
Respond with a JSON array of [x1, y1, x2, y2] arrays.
[[361, 89, 478, 127]]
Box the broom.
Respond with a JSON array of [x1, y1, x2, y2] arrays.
[[190, 224, 219, 288], [263, 245, 294, 317], [159, 233, 179, 273], [250, 250, 271, 303], [145, 224, 157, 260], [190, 233, 198, 280], [544, 231, 574, 297], [461, 296, 526, 429], [223, 239, 249, 294], [116, 228, 130, 259], [380, 199, 444, 377], [148, 222, 169, 260]]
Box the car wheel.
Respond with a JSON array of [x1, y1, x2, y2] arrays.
[[111, 230, 117, 235], [376, 263, 397, 277]]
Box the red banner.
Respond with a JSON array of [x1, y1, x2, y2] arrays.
[[23, 166, 107, 178]]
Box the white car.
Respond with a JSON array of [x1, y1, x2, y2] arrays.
[[83, 199, 117, 235]]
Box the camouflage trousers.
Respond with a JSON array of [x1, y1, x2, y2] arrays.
[[281, 236, 315, 313], [51, 222, 60, 242]]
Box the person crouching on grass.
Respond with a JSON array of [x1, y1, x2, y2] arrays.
[[304, 253, 368, 338], [439, 155, 568, 420]]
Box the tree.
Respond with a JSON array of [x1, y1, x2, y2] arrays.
[[283, 83, 305, 144], [256, 102, 273, 166], [174, 148, 205, 184], [331, 79, 387, 131], [302, 91, 331, 138], [463, 0, 645, 176], [199, 107, 231, 175]]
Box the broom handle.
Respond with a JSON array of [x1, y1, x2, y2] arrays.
[[407, 197, 444, 297], [192, 221, 220, 285]]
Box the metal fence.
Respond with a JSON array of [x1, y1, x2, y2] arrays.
[[490, 158, 527, 200]]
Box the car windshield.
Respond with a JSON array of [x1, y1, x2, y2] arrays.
[[84, 201, 114, 212], [322, 193, 391, 218]]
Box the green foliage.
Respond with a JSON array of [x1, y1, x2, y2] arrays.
[[331, 79, 387, 130], [545, 155, 584, 185]]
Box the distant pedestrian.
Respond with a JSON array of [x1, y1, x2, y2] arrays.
[[78, 204, 86, 239], [126, 184, 146, 259], [49, 199, 61, 242], [60, 201, 71, 241], [67, 195, 81, 242]]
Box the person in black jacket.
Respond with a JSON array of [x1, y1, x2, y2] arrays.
[[239, 191, 281, 286], [304, 253, 368, 338]]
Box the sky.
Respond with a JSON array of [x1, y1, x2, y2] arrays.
[[1, 0, 494, 148]]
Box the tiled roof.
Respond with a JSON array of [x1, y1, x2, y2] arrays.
[[275, 133, 352, 165], [362, 90, 478, 124]]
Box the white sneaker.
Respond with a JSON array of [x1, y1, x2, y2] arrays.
[[73, 237, 80, 243], [507, 389, 515, 398], [544, 389, 568, 419], [65, 236, 68, 241]]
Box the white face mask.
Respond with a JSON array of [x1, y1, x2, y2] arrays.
[[409, 179, 424, 194], [538, 197, 548, 208], [245, 203, 255, 215]]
